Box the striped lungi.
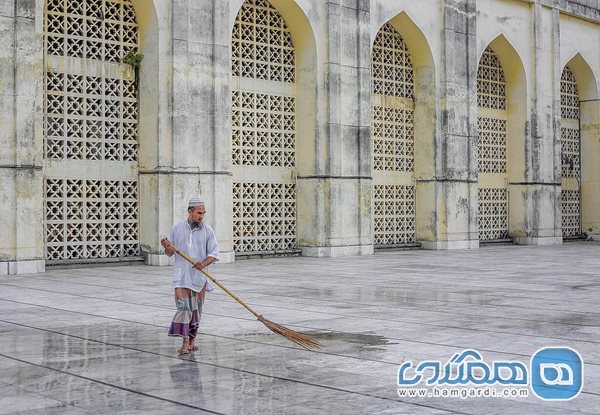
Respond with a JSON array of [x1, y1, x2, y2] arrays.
[[168, 289, 205, 338]]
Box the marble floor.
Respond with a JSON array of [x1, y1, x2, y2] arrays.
[[1, 242, 599, 414]]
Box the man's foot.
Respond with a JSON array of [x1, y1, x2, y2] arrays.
[[189, 340, 198, 352], [178, 339, 191, 354]]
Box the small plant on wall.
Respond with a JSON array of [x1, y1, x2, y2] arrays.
[[123, 49, 144, 69], [123, 50, 144, 88]]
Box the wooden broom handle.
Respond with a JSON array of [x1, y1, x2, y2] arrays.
[[168, 243, 262, 319]]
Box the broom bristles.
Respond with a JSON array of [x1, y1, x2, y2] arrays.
[[258, 316, 320, 350]]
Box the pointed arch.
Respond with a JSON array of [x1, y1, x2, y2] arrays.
[[485, 35, 528, 183], [559, 65, 581, 238], [370, 12, 437, 246], [476, 35, 527, 242], [230, 0, 316, 174], [386, 12, 437, 181], [561, 54, 600, 239], [229, 0, 317, 255], [562, 53, 599, 102], [43, 0, 150, 262]]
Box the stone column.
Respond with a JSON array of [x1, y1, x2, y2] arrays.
[[137, 1, 174, 265], [0, 1, 45, 275], [423, 0, 478, 250], [299, 0, 372, 257], [144, 0, 234, 265], [512, 3, 562, 245]]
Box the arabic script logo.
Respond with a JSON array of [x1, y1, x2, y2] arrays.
[[397, 349, 527, 387]]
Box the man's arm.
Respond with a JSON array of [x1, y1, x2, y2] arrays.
[[192, 256, 216, 270], [192, 226, 220, 270]]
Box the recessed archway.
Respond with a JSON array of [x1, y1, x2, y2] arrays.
[[476, 35, 527, 242], [43, 0, 158, 263], [229, 0, 317, 255], [370, 12, 437, 247], [561, 53, 600, 239]]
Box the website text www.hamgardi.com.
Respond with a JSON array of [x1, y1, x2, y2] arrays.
[[398, 386, 530, 399]]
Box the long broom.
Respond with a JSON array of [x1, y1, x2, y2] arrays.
[[167, 242, 320, 350]]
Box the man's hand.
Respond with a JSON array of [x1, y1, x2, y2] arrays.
[[193, 257, 215, 271], [161, 237, 174, 257]]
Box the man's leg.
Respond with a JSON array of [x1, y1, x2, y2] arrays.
[[189, 285, 207, 352], [173, 287, 191, 353]]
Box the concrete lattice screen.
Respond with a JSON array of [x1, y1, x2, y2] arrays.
[[477, 47, 509, 242], [43, 0, 140, 261], [564, 53, 600, 239], [560, 66, 581, 238], [371, 23, 417, 247], [231, 0, 298, 254]]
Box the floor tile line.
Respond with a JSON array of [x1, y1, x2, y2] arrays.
[[2, 286, 600, 349], [0, 352, 225, 415], [0, 322, 473, 415], [4, 277, 600, 329], [2, 299, 600, 371], [13, 268, 600, 317]]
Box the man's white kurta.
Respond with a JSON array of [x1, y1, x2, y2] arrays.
[[169, 221, 219, 292]]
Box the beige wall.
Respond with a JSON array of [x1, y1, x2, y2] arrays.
[[1, 0, 598, 273]]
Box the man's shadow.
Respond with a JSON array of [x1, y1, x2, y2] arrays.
[[168, 358, 203, 392]]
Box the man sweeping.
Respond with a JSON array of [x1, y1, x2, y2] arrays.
[[161, 197, 219, 354]]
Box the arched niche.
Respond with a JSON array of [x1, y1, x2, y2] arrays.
[[478, 35, 527, 239], [382, 12, 437, 243], [563, 53, 600, 237], [228, 0, 318, 252]]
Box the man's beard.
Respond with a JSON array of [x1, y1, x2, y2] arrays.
[[189, 219, 201, 229]]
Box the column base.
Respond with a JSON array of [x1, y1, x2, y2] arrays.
[[0, 259, 46, 275], [513, 236, 562, 246], [301, 244, 374, 257], [218, 251, 235, 263], [145, 254, 173, 266], [420, 240, 480, 250]]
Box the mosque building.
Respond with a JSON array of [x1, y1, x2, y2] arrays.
[[1, 0, 598, 274]]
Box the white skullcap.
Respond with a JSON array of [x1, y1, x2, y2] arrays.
[[188, 197, 205, 208]]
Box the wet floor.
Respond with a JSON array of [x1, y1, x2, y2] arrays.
[[1, 242, 599, 414]]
